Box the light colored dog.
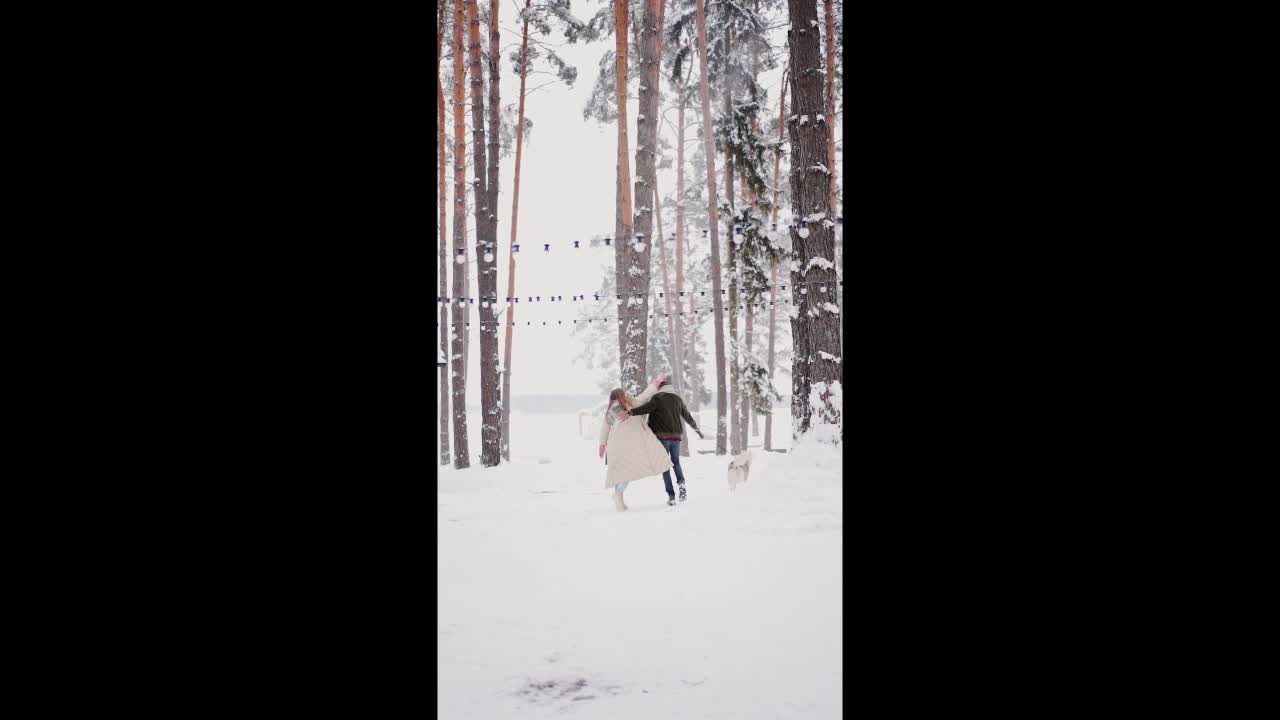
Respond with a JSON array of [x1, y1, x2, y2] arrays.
[[727, 451, 753, 491]]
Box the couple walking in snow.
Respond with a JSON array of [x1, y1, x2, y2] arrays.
[[597, 374, 703, 512]]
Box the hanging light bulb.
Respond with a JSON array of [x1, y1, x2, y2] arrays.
[[604, 237, 612, 246], [513, 244, 520, 253], [455, 248, 465, 264], [797, 219, 810, 239], [543, 244, 550, 251], [574, 240, 580, 248], [820, 284, 828, 293]]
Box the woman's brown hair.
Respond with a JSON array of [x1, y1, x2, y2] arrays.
[[607, 388, 630, 410]]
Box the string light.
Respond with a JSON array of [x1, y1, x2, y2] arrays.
[[543, 244, 550, 251], [513, 244, 520, 252], [435, 280, 834, 305], [573, 240, 580, 248]]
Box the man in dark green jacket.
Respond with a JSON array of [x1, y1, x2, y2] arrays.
[[623, 377, 703, 503]]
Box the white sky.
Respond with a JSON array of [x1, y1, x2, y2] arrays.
[[442, 0, 814, 402]]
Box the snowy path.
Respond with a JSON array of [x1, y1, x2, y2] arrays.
[[439, 413, 842, 719]]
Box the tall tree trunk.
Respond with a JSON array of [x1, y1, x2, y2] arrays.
[[724, 25, 741, 455], [468, 0, 500, 467], [824, 0, 837, 216], [824, 0, 840, 353], [747, 1, 760, 441], [438, 1, 451, 467], [482, 0, 503, 465], [786, 0, 841, 438], [764, 68, 786, 451], [629, 0, 661, 395], [695, 0, 727, 454], [501, 0, 531, 462], [451, 0, 470, 468], [658, 0, 688, 457], [614, 0, 644, 390]]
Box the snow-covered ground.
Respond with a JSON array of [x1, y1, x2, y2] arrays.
[[438, 411, 842, 719]]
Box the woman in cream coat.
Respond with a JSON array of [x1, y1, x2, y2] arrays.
[[597, 375, 675, 511]]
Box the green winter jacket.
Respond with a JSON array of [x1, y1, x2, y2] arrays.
[[626, 387, 700, 438]]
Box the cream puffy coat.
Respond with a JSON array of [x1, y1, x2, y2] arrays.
[[597, 381, 674, 488]]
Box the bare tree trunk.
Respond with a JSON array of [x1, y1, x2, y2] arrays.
[[468, 0, 500, 467], [438, 1, 451, 467], [451, 0, 470, 468], [824, 0, 840, 353], [673, 90, 693, 457], [501, 0, 531, 462], [628, 0, 661, 395], [723, 25, 742, 456], [764, 68, 787, 451], [675, 92, 687, 342], [824, 0, 837, 216], [786, 0, 840, 438], [613, 0, 644, 390], [695, 0, 727, 454], [764, 257, 778, 449]]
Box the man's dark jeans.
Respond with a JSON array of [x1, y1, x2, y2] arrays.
[[660, 439, 685, 499]]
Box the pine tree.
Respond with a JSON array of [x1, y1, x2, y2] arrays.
[[785, 0, 841, 439], [467, 0, 501, 467], [451, 0, 471, 468], [764, 68, 787, 451], [692, 0, 728, 454], [438, 1, 451, 468]]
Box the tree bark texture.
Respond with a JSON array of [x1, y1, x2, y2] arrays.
[[724, 25, 742, 455], [614, 0, 646, 390], [764, 69, 786, 451], [695, 0, 728, 454], [451, 0, 470, 468], [786, 0, 841, 438], [469, 0, 501, 467], [824, 0, 841, 354], [627, 0, 661, 394], [501, 0, 531, 462], [439, 1, 451, 467]]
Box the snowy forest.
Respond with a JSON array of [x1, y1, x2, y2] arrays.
[[439, 0, 843, 468], [438, 2, 843, 714]]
